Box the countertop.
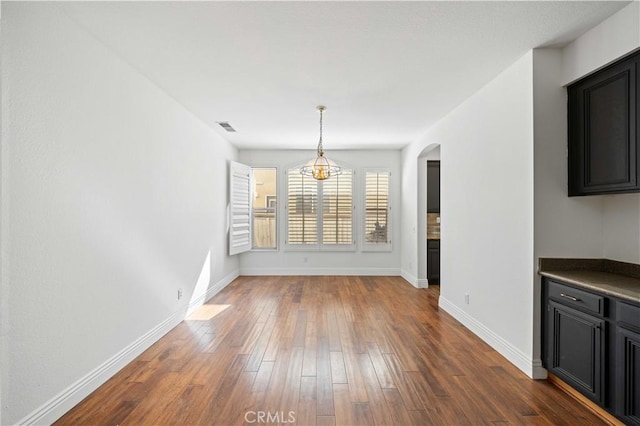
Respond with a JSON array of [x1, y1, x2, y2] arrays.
[[538, 258, 640, 303]]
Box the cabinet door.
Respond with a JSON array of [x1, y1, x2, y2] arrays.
[[617, 327, 640, 425], [568, 52, 638, 196], [547, 301, 605, 403], [427, 161, 440, 212], [427, 247, 440, 282]]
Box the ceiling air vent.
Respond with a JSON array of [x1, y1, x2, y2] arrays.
[[217, 122, 237, 132]]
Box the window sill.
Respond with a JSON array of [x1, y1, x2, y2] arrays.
[[361, 244, 392, 252], [284, 245, 357, 252]]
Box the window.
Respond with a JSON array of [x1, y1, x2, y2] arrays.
[[286, 171, 318, 245], [322, 171, 353, 245], [252, 168, 277, 250], [286, 168, 354, 250], [364, 170, 391, 250]]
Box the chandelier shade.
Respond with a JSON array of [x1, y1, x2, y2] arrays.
[[300, 106, 342, 181]]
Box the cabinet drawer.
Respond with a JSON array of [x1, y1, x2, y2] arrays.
[[548, 281, 604, 316], [617, 302, 640, 331]]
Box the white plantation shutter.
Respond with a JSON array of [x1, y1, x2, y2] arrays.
[[322, 170, 353, 245], [229, 161, 252, 255], [364, 170, 390, 247], [286, 167, 355, 250], [286, 170, 318, 244]]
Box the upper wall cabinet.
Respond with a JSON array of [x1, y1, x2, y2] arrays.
[[427, 161, 440, 213], [568, 50, 640, 196]]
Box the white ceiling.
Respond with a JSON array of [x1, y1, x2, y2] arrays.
[[60, 1, 629, 150]]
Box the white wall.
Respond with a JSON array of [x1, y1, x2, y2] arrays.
[[399, 4, 640, 379], [533, 49, 605, 260], [532, 48, 605, 370], [400, 149, 420, 285], [560, 0, 640, 265], [531, 1, 640, 367], [238, 149, 402, 276], [1, 3, 239, 424], [603, 194, 640, 262], [0, 3, 5, 423], [402, 52, 538, 376], [562, 1, 640, 86]]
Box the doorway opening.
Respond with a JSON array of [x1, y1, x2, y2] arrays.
[[417, 144, 440, 289]]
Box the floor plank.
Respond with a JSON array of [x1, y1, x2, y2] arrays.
[[54, 276, 605, 425]]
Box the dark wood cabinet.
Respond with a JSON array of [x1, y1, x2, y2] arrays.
[[616, 302, 640, 425], [426, 160, 440, 284], [547, 300, 604, 403], [568, 50, 640, 196], [427, 239, 440, 283], [542, 277, 640, 423], [617, 327, 640, 425], [427, 161, 440, 212]]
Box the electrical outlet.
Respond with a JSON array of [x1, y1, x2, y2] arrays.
[[464, 293, 470, 304], [178, 289, 183, 300]]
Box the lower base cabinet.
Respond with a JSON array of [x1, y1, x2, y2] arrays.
[[427, 240, 440, 284], [617, 306, 640, 425], [547, 301, 604, 404], [542, 278, 640, 425]]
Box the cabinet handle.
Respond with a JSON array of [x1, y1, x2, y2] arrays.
[[560, 293, 580, 302]]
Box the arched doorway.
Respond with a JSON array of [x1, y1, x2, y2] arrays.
[[417, 144, 440, 288]]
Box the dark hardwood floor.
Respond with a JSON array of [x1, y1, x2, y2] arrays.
[[55, 276, 603, 425]]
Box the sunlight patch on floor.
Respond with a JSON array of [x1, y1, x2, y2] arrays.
[[186, 304, 230, 321]]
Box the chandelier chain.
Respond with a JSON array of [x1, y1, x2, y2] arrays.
[[318, 108, 324, 154]]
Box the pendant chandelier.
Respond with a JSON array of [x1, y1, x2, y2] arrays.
[[300, 105, 342, 181]]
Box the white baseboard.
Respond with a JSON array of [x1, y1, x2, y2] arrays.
[[187, 269, 239, 315], [417, 278, 429, 288], [18, 270, 240, 426], [400, 269, 418, 287], [531, 359, 547, 379], [18, 310, 187, 425], [438, 295, 543, 379], [239, 267, 400, 276]]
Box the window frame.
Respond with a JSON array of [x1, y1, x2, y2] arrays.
[[361, 168, 392, 252], [284, 167, 356, 252]]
